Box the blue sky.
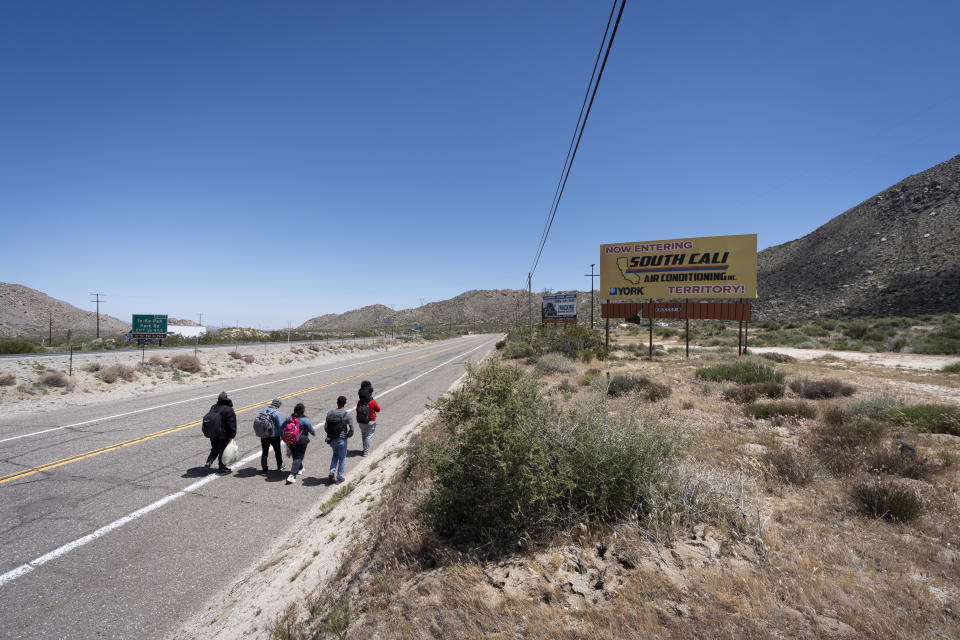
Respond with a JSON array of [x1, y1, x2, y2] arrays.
[[2, 0, 958, 329]]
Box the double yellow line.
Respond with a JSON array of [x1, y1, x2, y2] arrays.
[[0, 341, 472, 485]]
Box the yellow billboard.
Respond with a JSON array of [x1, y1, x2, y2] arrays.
[[600, 234, 757, 299]]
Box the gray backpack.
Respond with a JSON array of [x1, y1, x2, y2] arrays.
[[252, 408, 274, 438]]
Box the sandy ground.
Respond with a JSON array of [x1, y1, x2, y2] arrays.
[[0, 340, 408, 420], [747, 345, 960, 371]]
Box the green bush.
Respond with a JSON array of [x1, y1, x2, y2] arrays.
[[844, 394, 902, 420], [606, 375, 671, 401], [885, 405, 960, 436], [502, 341, 535, 359], [607, 374, 636, 397], [913, 321, 960, 355], [696, 359, 784, 385], [723, 382, 784, 404], [579, 368, 601, 387], [537, 325, 605, 360], [758, 352, 795, 363], [747, 401, 816, 420], [851, 480, 922, 522], [788, 378, 856, 399], [942, 362, 960, 373], [800, 325, 829, 337], [495, 340, 506, 350], [811, 408, 886, 474], [535, 353, 576, 375], [0, 340, 38, 354], [422, 362, 680, 542]]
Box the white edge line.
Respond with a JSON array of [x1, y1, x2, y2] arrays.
[[0, 338, 496, 590], [0, 337, 480, 444]]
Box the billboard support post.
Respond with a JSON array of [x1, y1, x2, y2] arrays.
[[685, 299, 690, 358], [604, 301, 610, 349], [648, 300, 653, 359]]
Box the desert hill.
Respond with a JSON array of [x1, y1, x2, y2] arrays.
[[756, 154, 960, 319], [298, 290, 602, 331], [0, 283, 129, 339]]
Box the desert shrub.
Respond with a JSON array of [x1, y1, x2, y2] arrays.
[[943, 362, 960, 373], [866, 447, 936, 480], [763, 449, 815, 486], [97, 367, 119, 383], [99, 364, 137, 382], [885, 404, 960, 436], [502, 341, 534, 359], [758, 352, 795, 363], [789, 377, 856, 399], [913, 320, 960, 355], [307, 343, 321, 352], [811, 408, 886, 474], [844, 394, 902, 420], [169, 355, 202, 373], [148, 355, 166, 366], [495, 340, 506, 350], [538, 325, 605, 360], [800, 324, 829, 337], [842, 321, 869, 340], [0, 372, 15, 386], [422, 361, 680, 542], [579, 368, 601, 387], [243, 355, 255, 364], [556, 378, 576, 394], [535, 353, 576, 376], [0, 340, 38, 354], [291, 347, 304, 354], [228, 351, 242, 359], [747, 401, 816, 420], [607, 375, 671, 401], [696, 359, 784, 385], [82, 362, 103, 372], [38, 371, 69, 387], [579, 349, 594, 363], [850, 479, 922, 522], [723, 382, 784, 403]]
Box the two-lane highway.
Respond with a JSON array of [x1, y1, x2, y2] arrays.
[[0, 334, 499, 639]]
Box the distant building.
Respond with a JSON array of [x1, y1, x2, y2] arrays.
[[167, 325, 207, 338]]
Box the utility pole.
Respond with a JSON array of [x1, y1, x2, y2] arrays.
[[196, 312, 203, 358], [90, 293, 104, 338], [583, 264, 597, 329], [49, 312, 52, 345], [528, 275, 534, 335]]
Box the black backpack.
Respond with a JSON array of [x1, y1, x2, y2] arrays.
[[202, 407, 223, 439], [357, 401, 371, 424], [325, 412, 344, 440]]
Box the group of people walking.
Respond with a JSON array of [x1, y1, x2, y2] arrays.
[[202, 380, 382, 486]]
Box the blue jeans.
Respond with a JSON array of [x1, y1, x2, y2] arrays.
[[329, 438, 347, 479]]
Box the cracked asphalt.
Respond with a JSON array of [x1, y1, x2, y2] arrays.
[[0, 335, 498, 639]]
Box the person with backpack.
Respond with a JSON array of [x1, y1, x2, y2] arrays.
[[281, 403, 315, 485], [253, 398, 286, 474], [325, 395, 355, 483], [202, 391, 238, 474], [356, 380, 382, 457]]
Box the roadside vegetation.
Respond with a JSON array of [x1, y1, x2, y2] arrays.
[[267, 322, 960, 640]]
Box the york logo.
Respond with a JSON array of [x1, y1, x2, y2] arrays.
[[611, 286, 644, 296]]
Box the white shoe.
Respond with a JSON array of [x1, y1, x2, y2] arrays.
[[297, 466, 305, 475], [286, 474, 296, 484]]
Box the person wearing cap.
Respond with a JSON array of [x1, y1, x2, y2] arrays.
[[356, 380, 381, 457], [204, 391, 238, 473], [260, 398, 287, 474]]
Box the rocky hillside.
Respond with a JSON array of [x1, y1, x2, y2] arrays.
[[757, 154, 960, 319], [0, 283, 129, 339], [298, 289, 603, 330]]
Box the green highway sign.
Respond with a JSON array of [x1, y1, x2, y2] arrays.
[[132, 314, 168, 335]]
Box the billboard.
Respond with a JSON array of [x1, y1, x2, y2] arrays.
[[542, 294, 577, 324], [600, 234, 757, 300]]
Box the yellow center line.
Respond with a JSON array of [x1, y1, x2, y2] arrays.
[[0, 340, 475, 485]]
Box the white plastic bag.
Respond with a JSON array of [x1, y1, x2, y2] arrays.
[[221, 438, 240, 466]]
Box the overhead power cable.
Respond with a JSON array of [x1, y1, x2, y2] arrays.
[[529, 0, 626, 278]]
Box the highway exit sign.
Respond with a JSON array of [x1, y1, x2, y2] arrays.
[[132, 314, 168, 336]]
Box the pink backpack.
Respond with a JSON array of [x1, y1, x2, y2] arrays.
[[282, 417, 300, 445]]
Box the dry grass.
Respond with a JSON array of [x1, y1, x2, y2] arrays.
[[270, 337, 960, 640], [97, 364, 137, 384], [169, 355, 202, 373], [0, 371, 16, 386], [148, 355, 166, 366], [82, 361, 102, 372], [39, 371, 70, 387], [228, 350, 242, 360], [789, 377, 856, 399], [243, 355, 255, 364]]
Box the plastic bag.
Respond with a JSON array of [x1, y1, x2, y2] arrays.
[[221, 438, 240, 466]]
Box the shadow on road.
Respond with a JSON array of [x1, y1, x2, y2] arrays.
[[182, 466, 209, 478]]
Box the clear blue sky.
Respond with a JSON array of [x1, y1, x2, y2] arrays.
[[2, 0, 958, 329]]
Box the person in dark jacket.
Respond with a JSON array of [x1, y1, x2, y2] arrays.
[[325, 395, 355, 484], [260, 398, 286, 473], [282, 403, 315, 485], [204, 391, 238, 473], [356, 380, 382, 457]]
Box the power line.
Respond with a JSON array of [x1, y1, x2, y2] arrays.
[[529, 0, 626, 277]]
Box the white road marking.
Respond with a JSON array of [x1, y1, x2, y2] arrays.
[[0, 338, 477, 444], [0, 339, 494, 590]]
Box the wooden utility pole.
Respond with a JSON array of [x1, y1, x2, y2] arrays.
[[583, 264, 597, 329], [90, 293, 104, 338], [527, 273, 532, 342]]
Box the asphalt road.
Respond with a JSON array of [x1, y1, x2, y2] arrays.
[[0, 334, 499, 639]]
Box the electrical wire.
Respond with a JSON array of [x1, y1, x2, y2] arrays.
[[529, 0, 626, 278]]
